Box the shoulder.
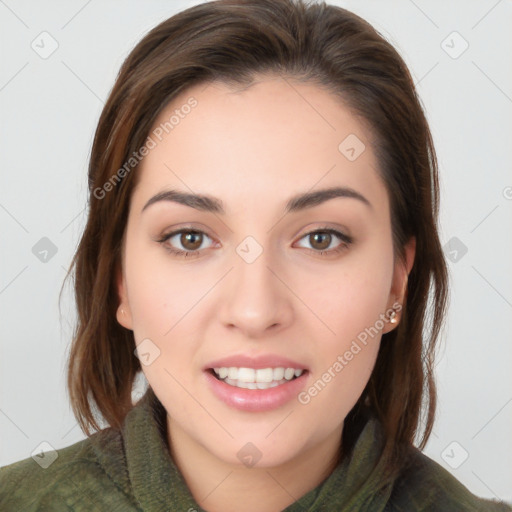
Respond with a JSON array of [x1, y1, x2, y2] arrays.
[[0, 427, 137, 511], [387, 445, 512, 511]]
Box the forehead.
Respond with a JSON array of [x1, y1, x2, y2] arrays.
[[132, 75, 384, 214]]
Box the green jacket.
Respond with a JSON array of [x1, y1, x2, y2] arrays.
[[1, 388, 510, 511]]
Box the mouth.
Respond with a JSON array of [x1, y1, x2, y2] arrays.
[[203, 358, 310, 411], [207, 366, 307, 390]]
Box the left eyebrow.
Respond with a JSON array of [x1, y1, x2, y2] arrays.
[[140, 186, 372, 215], [284, 186, 372, 213]]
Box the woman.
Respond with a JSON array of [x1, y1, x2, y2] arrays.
[[1, 0, 510, 510]]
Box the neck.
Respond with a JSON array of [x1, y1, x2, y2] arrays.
[[166, 418, 343, 512]]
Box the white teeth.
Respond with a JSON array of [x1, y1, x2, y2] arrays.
[[232, 380, 258, 389], [225, 377, 283, 389], [284, 368, 295, 380], [212, 366, 305, 388], [237, 367, 256, 382], [256, 368, 273, 383], [273, 367, 285, 380]]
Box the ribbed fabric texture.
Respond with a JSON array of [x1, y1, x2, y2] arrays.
[[1, 387, 510, 511]]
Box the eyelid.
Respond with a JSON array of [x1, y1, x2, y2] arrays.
[[298, 225, 353, 243]]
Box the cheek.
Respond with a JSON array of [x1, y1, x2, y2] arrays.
[[125, 237, 207, 337], [124, 241, 212, 387], [300, 349, 378, 436], [296, 241, 393, 416], [306, 244, 394, 339], [299, 285, 384, 429]]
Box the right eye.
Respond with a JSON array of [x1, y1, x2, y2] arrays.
[[157, 228, 215, 258]]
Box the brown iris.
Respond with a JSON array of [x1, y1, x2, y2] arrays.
[[180, 231, 203, 251], [309, 232, 332, 251]]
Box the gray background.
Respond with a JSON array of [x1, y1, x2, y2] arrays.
[[1, 0, 511, 504]]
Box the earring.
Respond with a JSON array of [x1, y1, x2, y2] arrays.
[[389, 308, 398, 324]]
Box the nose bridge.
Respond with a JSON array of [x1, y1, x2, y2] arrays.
[[220, 238, 292, 336]]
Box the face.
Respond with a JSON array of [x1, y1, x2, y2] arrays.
[[116, 75, 414, 469]]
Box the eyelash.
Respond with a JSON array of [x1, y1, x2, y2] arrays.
[[156, 225, 353, 259]]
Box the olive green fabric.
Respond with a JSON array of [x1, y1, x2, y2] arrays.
[[1, 388, 510, 511]]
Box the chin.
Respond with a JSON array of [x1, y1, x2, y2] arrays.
[[205, 428, 319, 469]]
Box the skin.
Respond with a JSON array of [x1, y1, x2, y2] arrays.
[[116, 75, 415, 512]]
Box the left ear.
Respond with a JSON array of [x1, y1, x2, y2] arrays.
[[382, 236, 416, 334]]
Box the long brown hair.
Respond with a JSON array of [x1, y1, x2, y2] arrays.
[[61, 0, 448, 483]]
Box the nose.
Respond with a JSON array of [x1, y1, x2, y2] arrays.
[[218, 248, 294, 339]]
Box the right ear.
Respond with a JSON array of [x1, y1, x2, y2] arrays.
[[116, 263, 133, 330]]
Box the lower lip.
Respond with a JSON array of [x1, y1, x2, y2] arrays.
[[204, 370, 309, 412]]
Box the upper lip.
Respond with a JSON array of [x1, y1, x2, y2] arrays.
[[204, 354, 308, 371]]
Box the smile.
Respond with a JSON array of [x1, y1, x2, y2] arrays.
[[212, 366, 304, 389]]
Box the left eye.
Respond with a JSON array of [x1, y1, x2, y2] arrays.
[[295, 228, 352, 255]]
